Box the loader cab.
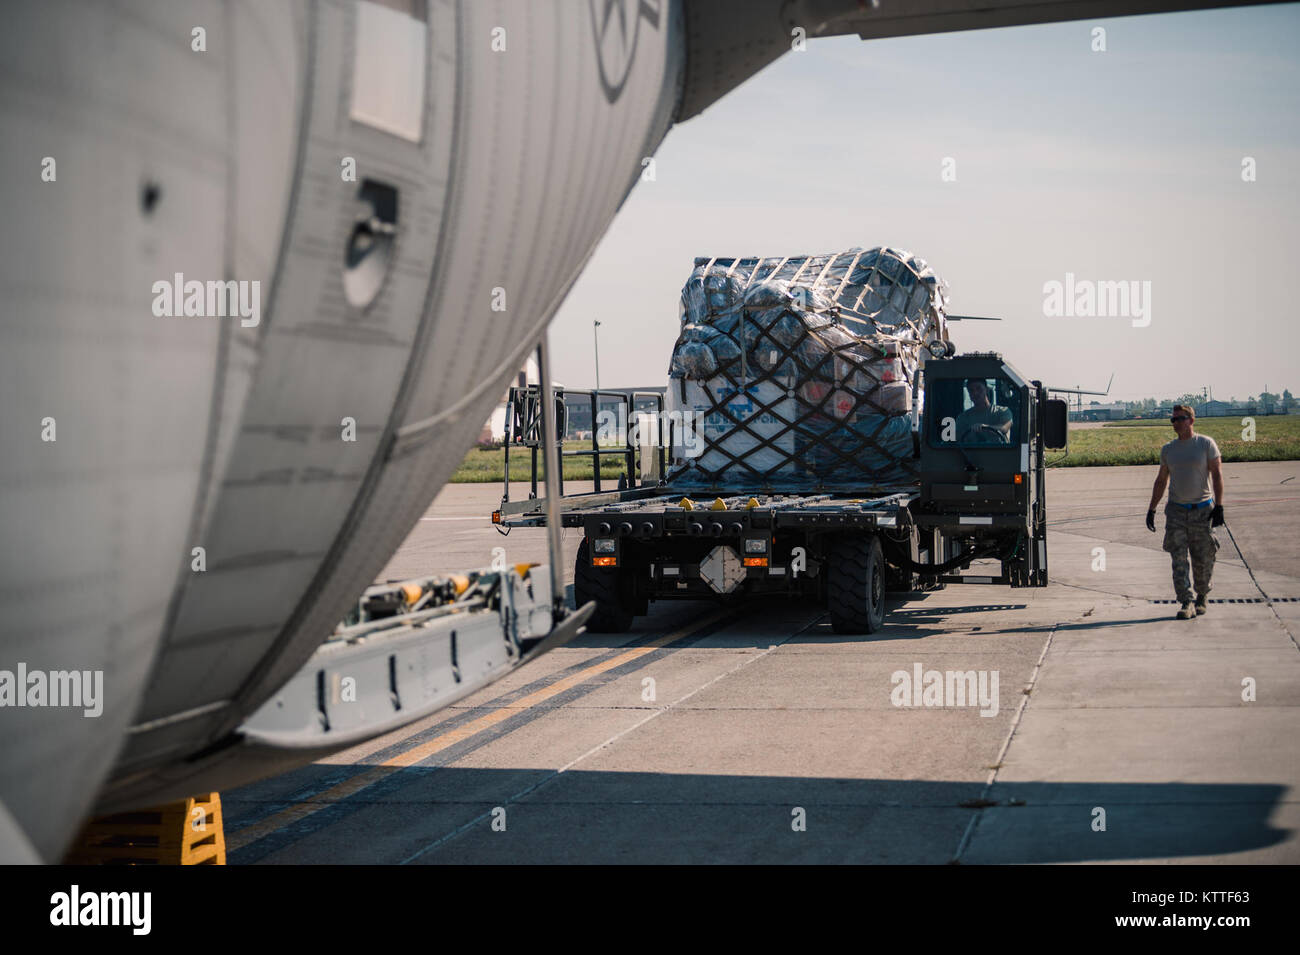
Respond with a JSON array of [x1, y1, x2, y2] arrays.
[[928, 376, 1022, 448], [917, 353, 1033, 514], [912, 351, 1061, 588]]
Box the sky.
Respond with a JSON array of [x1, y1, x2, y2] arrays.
[[547, 4, 1300, 404]]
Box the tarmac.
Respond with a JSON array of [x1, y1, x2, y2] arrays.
[[222, 458, 1300, 863]]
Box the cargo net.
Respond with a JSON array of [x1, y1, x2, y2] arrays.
[[666, 247, 948, 491]]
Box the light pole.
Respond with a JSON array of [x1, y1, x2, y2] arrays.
[[593, 320, 602, 394]]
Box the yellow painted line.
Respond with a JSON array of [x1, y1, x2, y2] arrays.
[[226, 607, 738, 852]]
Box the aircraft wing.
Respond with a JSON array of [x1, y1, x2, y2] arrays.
[[678, 0, 1283, 118]]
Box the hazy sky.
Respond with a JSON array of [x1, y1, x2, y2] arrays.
[[548, 4, 1300, 404]]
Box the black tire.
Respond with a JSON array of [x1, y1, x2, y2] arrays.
[[574, 538, 635, 633], [827, 535, 886, 634]]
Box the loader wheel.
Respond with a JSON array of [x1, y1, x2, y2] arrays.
[[574, 538, 635, 633], [827, 535, 886, 634]]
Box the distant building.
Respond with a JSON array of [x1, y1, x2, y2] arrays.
[[479, 403, 509, 444], [1194, 400, 1232, 417], [1069, 401, 1126, 422], [1135, 405, 1176, 420]]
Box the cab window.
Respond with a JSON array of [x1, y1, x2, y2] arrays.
[[929, 377, 1020, 447]]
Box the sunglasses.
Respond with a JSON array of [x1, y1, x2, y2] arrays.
[[1170, 415, 1189, 423]]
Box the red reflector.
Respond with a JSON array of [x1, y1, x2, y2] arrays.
[[592, 556, 617, 567], [743, 557, 768, 568], [1013, 473, 1023, 484]]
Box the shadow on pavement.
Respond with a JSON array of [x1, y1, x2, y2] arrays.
[[223, 765, 1291, 864]]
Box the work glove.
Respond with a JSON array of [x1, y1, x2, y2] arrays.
[[1146, 509, 1156, 532], [1211, 504, 1224, 527]]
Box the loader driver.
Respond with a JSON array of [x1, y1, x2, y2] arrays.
[[955, 379, 1013, 444], [1145, 404, 1224, 619]]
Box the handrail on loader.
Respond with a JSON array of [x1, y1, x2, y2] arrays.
[[502, 385, 668, 501]]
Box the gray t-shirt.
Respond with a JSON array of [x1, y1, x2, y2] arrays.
[[1161, 433, 1220, 504]]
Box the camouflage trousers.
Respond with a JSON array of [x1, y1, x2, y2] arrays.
[[1163, 502, 1219, 604]]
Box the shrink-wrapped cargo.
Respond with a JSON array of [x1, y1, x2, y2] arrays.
[[667, 247, 948, 489]]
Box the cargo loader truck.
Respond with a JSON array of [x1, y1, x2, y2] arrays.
[[494, 349, 1069, 633]]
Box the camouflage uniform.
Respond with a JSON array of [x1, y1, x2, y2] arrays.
[[1162, 502, 1219, 604]]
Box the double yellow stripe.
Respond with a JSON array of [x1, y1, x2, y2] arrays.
[[226, 607, 735, 852]]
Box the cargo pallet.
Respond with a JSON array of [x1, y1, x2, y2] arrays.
[[64, 793, 225, 865]]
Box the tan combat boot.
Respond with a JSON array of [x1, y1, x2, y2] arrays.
[[1195, 595, 1208, 615], [1176, 602, 1195, 620]]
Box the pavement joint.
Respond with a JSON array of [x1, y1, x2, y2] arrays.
[[1220, 519, 1300, 651], [951, 617, 1060, 863]]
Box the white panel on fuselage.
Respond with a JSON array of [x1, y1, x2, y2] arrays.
[[351, 1, 426, 142]]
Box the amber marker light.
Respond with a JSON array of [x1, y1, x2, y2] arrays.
[[592, 556, 617, 567], [1013, 473, 1023, 485], [743, 557, 768, 568]]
